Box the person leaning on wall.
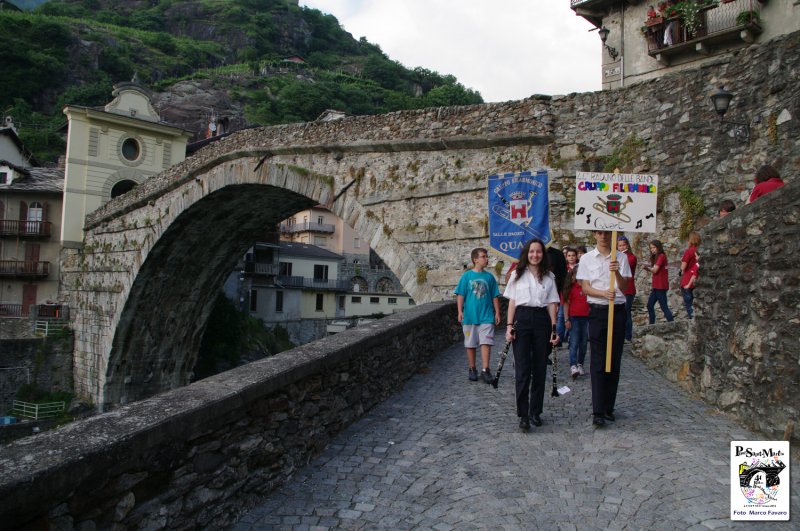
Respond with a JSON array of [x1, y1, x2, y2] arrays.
[[747, 164, 785, 204]]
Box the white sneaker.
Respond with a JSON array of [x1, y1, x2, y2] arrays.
[[570, 365, 579, 379], [577, 364, 585, 376]]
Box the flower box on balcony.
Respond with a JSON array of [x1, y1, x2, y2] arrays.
[[646, 16, 664, 26]]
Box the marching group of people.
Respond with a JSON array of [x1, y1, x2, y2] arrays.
[[453, 164, 786, 432]]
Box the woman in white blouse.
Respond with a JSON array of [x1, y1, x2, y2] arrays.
[[504, 238, 561, 432]]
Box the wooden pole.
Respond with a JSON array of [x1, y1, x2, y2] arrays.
[[605, 230, 617, 373]]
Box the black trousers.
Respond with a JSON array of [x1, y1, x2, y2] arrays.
[[512, 306, 551, 418], [588, 304, 627, 417]]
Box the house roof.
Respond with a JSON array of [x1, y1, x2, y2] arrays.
[[0, 160, 64, 194], [63, 105, 192, 137], [278, 241, 343, 260], [0, 127, 39, 167]]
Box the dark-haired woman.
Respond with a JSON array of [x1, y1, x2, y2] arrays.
[[643, 239, 674, 324], [504, 239, 560, 432], [747, 164, 785, 204]]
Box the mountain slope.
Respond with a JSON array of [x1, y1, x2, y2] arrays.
[[1, 0, 482, 162]]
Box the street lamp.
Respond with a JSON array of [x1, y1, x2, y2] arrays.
[[710, 85, 750, 143], [598, 26, 619, 61]]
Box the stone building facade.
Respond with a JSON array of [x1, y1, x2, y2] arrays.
[[572, 0, 800, 89]]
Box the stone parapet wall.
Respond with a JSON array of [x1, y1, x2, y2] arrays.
[[0, 301, 460, 530], [633, 179, 800, 443]]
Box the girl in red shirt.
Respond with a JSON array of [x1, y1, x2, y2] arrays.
[[643, 239, 674, 324], [563, 266, 589, 379]]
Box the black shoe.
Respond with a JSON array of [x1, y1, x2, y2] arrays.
[[592, 415, 606, 428], [532, 414, 542, 427], [604, 412, 615, 422], [481, 368, 493, 384], [519, 417, 530, 431], [468, 367, 478, 381]]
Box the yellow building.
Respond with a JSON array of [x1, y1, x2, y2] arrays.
[[61, 78, 191, 246]]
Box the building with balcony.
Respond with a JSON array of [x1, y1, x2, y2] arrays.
[[571, 0, 798, 89], [2, 79, 191, 320], [225, 241, 349, 344], [225, 222, 414, 344], [0, 158, 63, 317], [280, 206, 366, 264]]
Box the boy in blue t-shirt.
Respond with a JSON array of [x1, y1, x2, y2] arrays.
[[454, 248, 502, 383]]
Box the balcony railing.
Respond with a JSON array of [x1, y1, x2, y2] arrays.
[[0, 303, 24, 317], [244, 261, 279, 276], [0, 220, 52, 238], [0, 260, 50, 278], [32, 304, 68, 320], [0, 303, 67, 318], [279, 221, 335, 234], [276, 275, 350, 291], [643, 1, 763, 59]]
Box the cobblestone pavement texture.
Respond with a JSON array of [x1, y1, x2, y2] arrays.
[[233, 335, 799, 530]]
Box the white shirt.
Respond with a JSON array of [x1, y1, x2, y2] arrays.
[[576, 247, 632, 305], [503, 269, 559, 307]]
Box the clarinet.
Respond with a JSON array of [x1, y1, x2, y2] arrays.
[[491, 324, 514, 389], [551, 324, 559, 397]]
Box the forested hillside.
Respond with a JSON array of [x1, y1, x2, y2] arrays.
[[1, 0, 482, 162]]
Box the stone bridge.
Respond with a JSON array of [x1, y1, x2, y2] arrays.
[[62, 30, 800, 410]]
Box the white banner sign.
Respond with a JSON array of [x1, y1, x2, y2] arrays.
[[573, 172, 659, 232]]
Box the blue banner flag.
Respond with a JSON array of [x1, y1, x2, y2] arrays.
[[488, 170, 551, 261]]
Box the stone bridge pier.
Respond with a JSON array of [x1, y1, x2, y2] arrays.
[[62, 100, 556, 410]]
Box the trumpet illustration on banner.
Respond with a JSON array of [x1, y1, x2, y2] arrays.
[[593, 194, 633, 223]]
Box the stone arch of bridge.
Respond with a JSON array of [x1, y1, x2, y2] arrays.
[[71, 158, 426, 409]]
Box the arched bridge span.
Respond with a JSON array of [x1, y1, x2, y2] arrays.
[[64, 101, 556, 409]]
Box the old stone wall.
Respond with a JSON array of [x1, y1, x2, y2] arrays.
[[633, 178, 800, 443], [0, 335, 74, 414], [0, 301, 461, 530], [0, 317, 34, 339]]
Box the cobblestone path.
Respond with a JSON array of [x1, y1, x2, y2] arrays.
[[233, 337, 799, 530]]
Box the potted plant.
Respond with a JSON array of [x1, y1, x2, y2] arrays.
[[645, 5, 664, 26], [676, 0, 717, 39], [736, 9, 761, 26]]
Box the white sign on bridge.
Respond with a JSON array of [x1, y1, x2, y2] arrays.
[[573, 172, 659, 233]]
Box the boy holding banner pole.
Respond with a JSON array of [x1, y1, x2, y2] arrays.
[[573, 170, 659, 427], [577, 230, 630, 427]]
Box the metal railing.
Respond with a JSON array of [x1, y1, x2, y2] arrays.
[[11, 400, 65, 420], [0, 303, 68, 319], [643, 0, 763, 53], [0, 260, 50, 277], [244, 262, 279, 276], [0, 303, 24, 317], [0, 220, 52, 238], [31, 304, 68, 320], [276, 275, 350, 291], [34, 320, 68, 337], [279, 221, 336, 234]]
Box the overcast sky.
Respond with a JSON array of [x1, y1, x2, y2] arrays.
[[298, 0, 601, 103]]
